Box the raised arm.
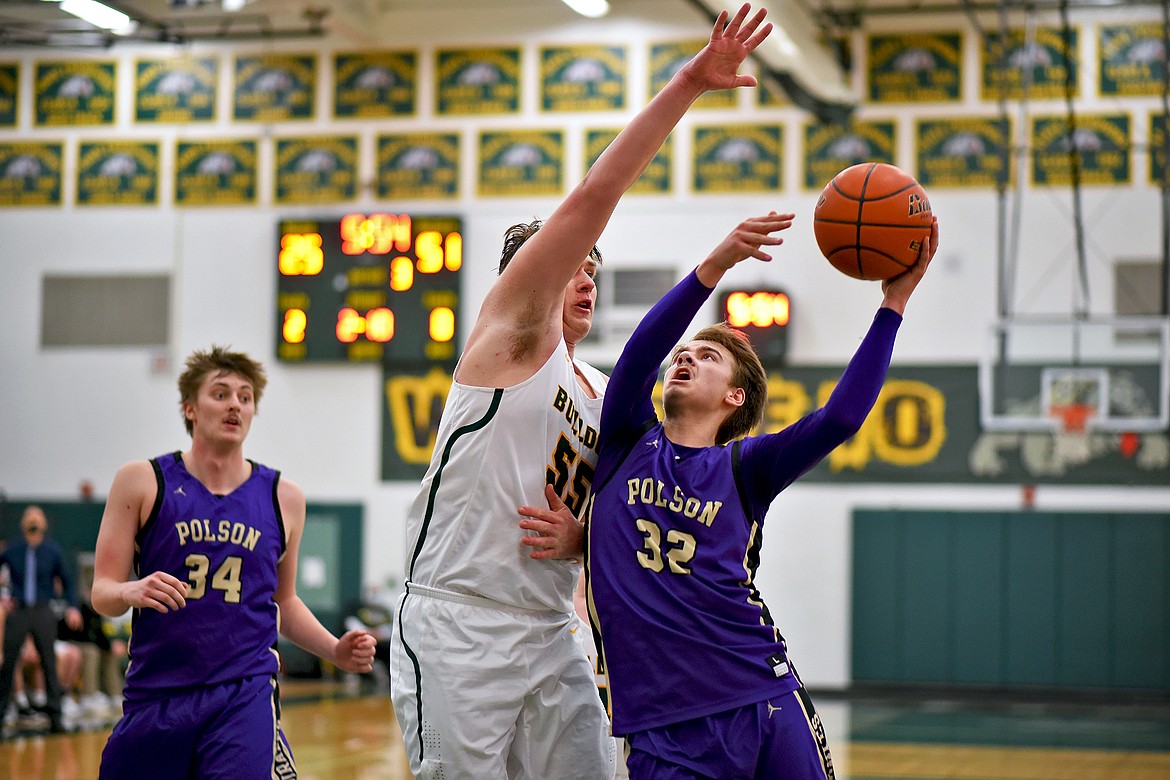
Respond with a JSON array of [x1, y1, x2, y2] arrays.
[[737, 217, 939, 507], [604, 212, 794, 439], [460, 4, 773, 384]]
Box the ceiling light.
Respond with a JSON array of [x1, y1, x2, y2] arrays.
[[559, 0, 610, 18], [59, 0, 139, 35]]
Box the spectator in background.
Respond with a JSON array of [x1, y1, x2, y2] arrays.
[[0, 506, 82, 736], [58, 576, 120, 718]]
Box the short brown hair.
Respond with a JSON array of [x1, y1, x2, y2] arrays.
[[497, 218, 603, 275], [670, 323, 766, 445], [178, 346, 268, 435]]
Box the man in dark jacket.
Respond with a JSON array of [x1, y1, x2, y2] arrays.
[[0, 505, 82, 735]]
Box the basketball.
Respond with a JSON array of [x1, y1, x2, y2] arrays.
[[813, 162, 933, 281]]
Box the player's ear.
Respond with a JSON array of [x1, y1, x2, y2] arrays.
[[726, 386, 745, 408]]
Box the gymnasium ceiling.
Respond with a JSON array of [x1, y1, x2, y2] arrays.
[[0, 0, 1155, 50]]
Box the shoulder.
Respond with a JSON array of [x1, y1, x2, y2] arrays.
[[111, 459, 160, 498], [276, 477, 305, 512]]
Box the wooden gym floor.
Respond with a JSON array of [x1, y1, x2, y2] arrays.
[[2, 681, 1169, 779]]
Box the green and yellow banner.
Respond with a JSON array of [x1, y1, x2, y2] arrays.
[[693, 124, 781, 193], [77, 140, 158, 205], [334, 51, 416, 118], [175, 139, 257, 206], [867, 33, 962, 103], [436, 48, 520, 115], [477, 130, 563, 197], [135, 57, 217, 123], [1031, 113, 1130, 186], [916, 117, 1012, 189], [803, 120, 896, 190], [0, 142, 62, 206], [377, 132, 460, 200], [981, 26, 1079, 101], [35, 60, 116, 126], [234, 54, 316, 121], [274, 135, 358, 203], [540, 45, 625, 112]]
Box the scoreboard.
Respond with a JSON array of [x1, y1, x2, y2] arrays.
[[718, 287, 790, 366], [276, 213, 462, 365]]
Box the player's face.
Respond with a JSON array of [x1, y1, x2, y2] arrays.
[[185, 370, 256, 447], [561, 258, 598, 346], [663, 340, 740, 417]]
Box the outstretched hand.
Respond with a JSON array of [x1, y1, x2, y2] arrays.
[[681, 4, 773, 93], [696, 211, 795, 287], [518, 484, 584, 561], [881, 215, 939, 315], [333, 629, 377, 673]]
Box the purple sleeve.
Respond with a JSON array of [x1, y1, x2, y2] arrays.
[[601, 269, 713, 443], [738, 307, 903, 509]]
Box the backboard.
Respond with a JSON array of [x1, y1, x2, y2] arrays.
[[979, 317, 1170, 432]]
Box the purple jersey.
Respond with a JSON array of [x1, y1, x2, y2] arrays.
[[587, 270, 899, 735], [123, 452, 286, 700]]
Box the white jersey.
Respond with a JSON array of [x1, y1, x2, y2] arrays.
[[403, 338, 607, 613]]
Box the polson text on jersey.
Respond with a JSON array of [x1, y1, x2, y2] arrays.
[[625, 477, 723, 527], [175, 518, 262, 551]]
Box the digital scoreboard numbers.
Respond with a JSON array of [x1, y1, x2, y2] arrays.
[[276, 213, 462, 365], [719, 288, 790, 366]]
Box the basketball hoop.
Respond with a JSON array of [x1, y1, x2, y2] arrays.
[[1049, 402, 1096, 465], [1049, 403, 1095, 434]]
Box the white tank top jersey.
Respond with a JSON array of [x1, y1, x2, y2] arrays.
[[403, 339, 608, 613]]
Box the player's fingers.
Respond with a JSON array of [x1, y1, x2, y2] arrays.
[[544, 483, 567, 511], [738, 7, 768, 41], [710, 9, 730, 40]]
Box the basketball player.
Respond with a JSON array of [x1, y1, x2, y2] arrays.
[[91, 345, 376, 779], [388, 6, 773, 779], [521, 213, 938, 778]]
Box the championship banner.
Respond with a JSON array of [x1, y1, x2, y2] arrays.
[[1099, 22, 1167, 97], [274, 135, 358, 204], [76, 140, 159, 206], [980, 26, 1079, 101], [334, 50, 416, 119], [585, 129, 671, 194], [0, 63, 17, 128], [377, 132, 460, 200], [650, 41, 736, 109], [381, 365, 453, 481], [867, 32, 962, 103], [135, 57, 217, 123], [435, 47, 520, 115], [174, 139, 257, 206], [0, 142, 62, 207], [1031, 113, 1131, 186], [692, 124, 781, 193], [1152, 112, 1168, 187], [477, 130, 563, 197], [377, 362, 1170, 485], [540, 45, 625, 112], [35, 60, 116, 126], [803, 120, 896, 190], [233, 54, 316, 122], [916, 117, 1012, 189]]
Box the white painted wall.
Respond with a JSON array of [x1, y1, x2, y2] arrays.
[[1, 0, 1167, 688]]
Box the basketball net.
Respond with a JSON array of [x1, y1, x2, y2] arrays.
[[1049, 403, 1095, 464]]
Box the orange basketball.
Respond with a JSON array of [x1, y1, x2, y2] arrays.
[[813, 162, 932, 281]]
